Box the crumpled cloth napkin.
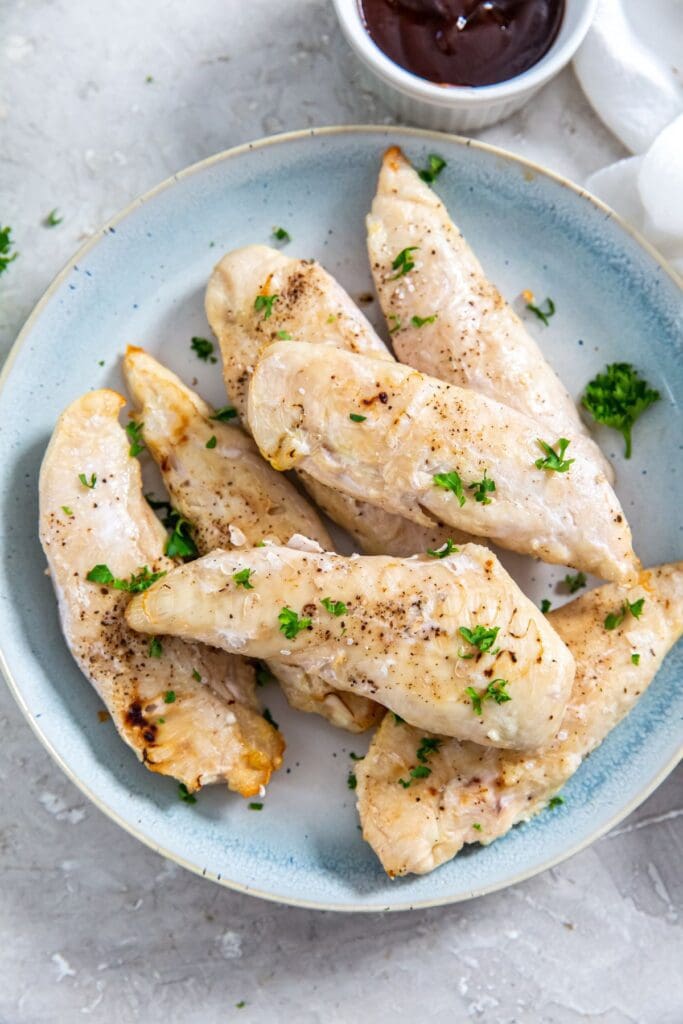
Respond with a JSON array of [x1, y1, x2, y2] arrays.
[[573, 0, 683, 273]]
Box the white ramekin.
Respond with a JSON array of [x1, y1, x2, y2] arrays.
[[332, 0, 598, 131]]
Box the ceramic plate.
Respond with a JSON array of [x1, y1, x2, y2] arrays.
[[0, 127, 681, 912]]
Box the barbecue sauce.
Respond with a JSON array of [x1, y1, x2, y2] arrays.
[[359, 0, 565, 87]]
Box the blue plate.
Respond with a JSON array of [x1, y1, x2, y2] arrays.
[[0, 127, 681, 911]]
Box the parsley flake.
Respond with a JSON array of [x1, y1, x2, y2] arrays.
[[433, 471, 466, 507], [321, 597, 347, 617], [125, 420, 145, 457], [263, 707, 278, 729], [272, 226, 291, 243], [469, 469, 496, 504], [397, 763, 431, 788], [466, 678, 511, 714], [465, 686, 483, 715], [192, 669, 202, 682], [148, 637, 163, 658], [426, 538, 458, 559], [163, 690, 176, 703], [388, 314, 402, 334], [564, 572, 587, 594], [458, 624, 500, 654], [472, 822, 483, 831], [0, 226, 18, 275], [248, 802, 263, 810], [254, 294, 279, 319], [604, 597, 646, 630], [418, 153, 447, 183], [411, 314, 437, 328], [79, 472, 97, 489], [548, 795, 564, 809], [535, 437, 574, 473], [541, 598, 552, 613], [631, 653, 640, 665], [205, 435, 217, 449], [349, 413, 366, 422], [44, 208, 63, 227], [581, 363, 660, 458], [390, 246, 419, 280], [526, 296, 556, 326], [190, 336, 217, 363], [178, 782, 196, 804], [211, 406, 238, 421], [276, 330, 292, 340], [416, 736, 442, 762], [278, 606, 311, 639], [392, 713, 405, 725], [61, 505, 74, 517], [255, 662, 275, 687], [164, 509, 198, 560], [86, 564, 166, 592], [233, 567, 254, 589], [349, 752, 363, 761], [347, 771, 357, 790]]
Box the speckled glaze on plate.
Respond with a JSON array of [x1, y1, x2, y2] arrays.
[[0, 127, 681, 912]]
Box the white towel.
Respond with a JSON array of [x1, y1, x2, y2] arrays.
[[573, 0, 683, 273]]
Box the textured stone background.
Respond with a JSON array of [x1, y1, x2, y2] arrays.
[[1, 1, 681, 1021]]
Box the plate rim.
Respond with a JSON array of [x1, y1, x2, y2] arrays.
[[1, 124, 681, 913]]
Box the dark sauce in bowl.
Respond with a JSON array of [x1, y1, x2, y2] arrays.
[[359, 0, 565, 87]]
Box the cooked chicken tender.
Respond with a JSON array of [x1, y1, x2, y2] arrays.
[[357, 563, 683, 876], [39, 389, 284, 796], [205, 244, 463, 556], [123, 347, 380, 733], [367, 146, 613, 481], [126, 543, 575, 750], [248, 342, 638, 584]]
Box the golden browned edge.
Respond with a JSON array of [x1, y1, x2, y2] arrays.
[[0, 125, 681, 913]]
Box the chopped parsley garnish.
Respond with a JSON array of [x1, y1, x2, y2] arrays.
[[541, 598, 552, 613], [392, 713, 405, 725], [349, 413, 366, 422], [248, 802, 263, 810], [326, 313, 338, 324], [44, 208, 63, 227], [278, 606, 311, 639], [233, 567, 254, 589], [418, 153, 447, 183], [148, 637, 163, 658], [61, 505, 74, 517], [163, 690, 176, 703], [255, 662, 275, 687], [548, 795, 564, 809], [433, 471, 466, 507], [411, 314, 437, 328], [79, 472, 97, 489], [458, 624, 500, 654], [272, 226, 291, 243], [469, 469, 496, 504], [472, 823, 482, 831], [466, 678, 511, 714], [86, 564, 166, 592], [388, 314, 402, 334], [211, 405, 238, 421], [390, 246, 419, 280], [263, 707, 278, 729], [178, 783, 196, 804], [145, 493, 172, 514], [397, 764, 431, 788], [416, 736, 442, 762], [276, 330, 292, 340], [321, 597, 347, 617], [581, 363, 660, 459], [0, 226, 18, 275], [564, 572, 587, 594], [164, 509, 198, 560], [192, 668, 202, 682], [347, 772, 357, 790], [236, 1002, 246, 1009], [526, 296, 556, 326], [535, 437, 574, 473], [631, 653, 640, 665], [426, 538, 458, 559], [125, 420, 145, 457], [190, 336, 217, 363], [604, 597, 645, 631], [205, 435, 217, 449], [349, 752, 363, 761], [254, 293, 279, 319]]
